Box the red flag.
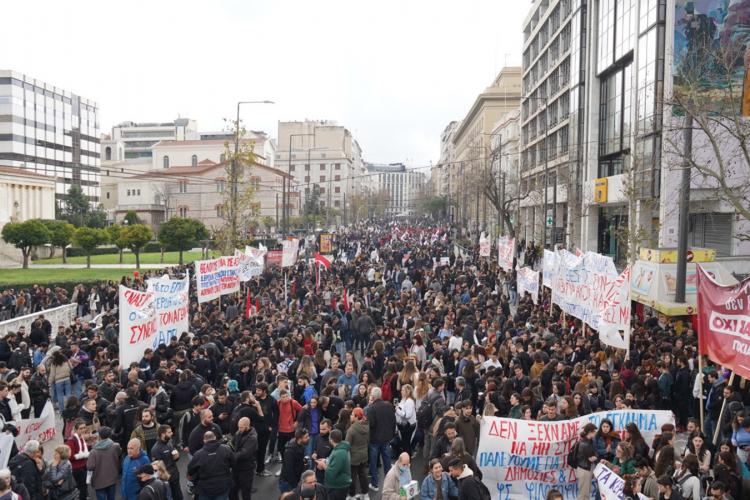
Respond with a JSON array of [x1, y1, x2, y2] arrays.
[[245, 290, 253, 318], [255, 297, 261, 316], [342, 288, 350, 312], [696, 265, 750, 379], [331, 296, 337, 311], [314, 252, 331, 270]]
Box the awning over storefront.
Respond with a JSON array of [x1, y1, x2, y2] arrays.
[[630, 247, 738, 316]]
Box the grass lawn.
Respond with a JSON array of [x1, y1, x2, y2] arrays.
[[34, 250, 215, 265], [0, 268, 135, 287]]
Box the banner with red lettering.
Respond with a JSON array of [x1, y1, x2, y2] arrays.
[[11, 401, 56, 451], [147, 273, 190, 348], [266, 250, 283, 268], [479, 233, 491, 257], [195, 255, 240, 303], [282, 238, 300, 268], [597, 266, 631, 351], [477, 409, 673, 499], [497, 236, 515, 271], [119, 285, 156, 367], [517, 266, 540, 304], [697, 265, 750, 379]]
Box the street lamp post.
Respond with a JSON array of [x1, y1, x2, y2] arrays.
[[231, 100, 274, 248]]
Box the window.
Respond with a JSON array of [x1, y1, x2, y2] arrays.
[[216, 205, 225, 218], [320, 187, 326, 194], [334, 175, 340, 181], [334, 200, 340, 207], [105, 146, 111, 161], [305, 187, 310, 194], [250, 176, 260, 189], [127, 189, 131, 196], [191, 155, 197, 167], [290, 165, 295, 172], [334, 186, 340, 194], [216, 180, 225, 192], [334, 163, 341, 170], [305, 164, 310, 171], [320, 175, 326, 182], [599, 64, 631, 159], [179, 181, 187, 194], [178, 207, 187, 217], [106, 192, 110, 199], [163, 155, 169, 168], [137, 189, 141, 196], [304, 176, 310, 182], [320, 164, 326, 170], [689, 213, 733, 257]]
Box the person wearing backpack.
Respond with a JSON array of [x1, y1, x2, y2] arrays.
[[134, 464, 169, 500], [673, 455, 701, 500], [447, 457, 491, 500], [418, 379, 446, 459]]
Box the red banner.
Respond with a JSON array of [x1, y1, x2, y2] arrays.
[[266, 250, 283, 267], [696, 265, 750, 379]]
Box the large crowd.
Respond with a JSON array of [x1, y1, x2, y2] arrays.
[[0, 223, 748, 500]]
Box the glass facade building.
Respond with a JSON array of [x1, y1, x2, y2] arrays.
[[0, 70, 100, 202]]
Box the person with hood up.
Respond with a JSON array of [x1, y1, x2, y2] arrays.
[[447, 458, 489, 500], [316, 429, 351, 500], [121, 438, 150, 500], [345, 407, 370, 500], [87, 426, 121, 500]]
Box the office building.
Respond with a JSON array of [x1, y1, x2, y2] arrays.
[[366, 162, 426, 217], [0, 70, 101, 202], [111, 118, 198, 159]]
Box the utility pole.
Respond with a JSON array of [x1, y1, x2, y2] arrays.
[[275, 192, 279, 231], [675, 114, 694, 303], [231, 100, 273, 248]]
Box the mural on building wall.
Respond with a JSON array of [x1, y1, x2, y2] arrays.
[[674, 0, 750, 115]]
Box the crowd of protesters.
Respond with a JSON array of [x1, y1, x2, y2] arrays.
[[0, 222, 749, 500]]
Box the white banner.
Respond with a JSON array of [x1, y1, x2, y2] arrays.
[[517, 267, 540, 304], [594, 463, 625, 500], [543, 249, 559, 289], [281, 238, 300, 268], [11, 401, 56, 451], [195, 255, 240, 303], [479, 233, 491, 257], [497, 236, 515, 272], [119, 285, 156, 367], [597, 266, 632, 351], [236, 249, 264, 281], [147, 273, 190, 348], [0, 433, 13, 469], [477, 409, 674, 500], [551, 250, 619, 331]]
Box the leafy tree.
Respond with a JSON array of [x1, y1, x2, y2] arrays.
[[106, 224, 126, 264], [1, 220, 51, 268], [118, 224, 153, 269], [72, 227, 109, 269], [158, 217, 208, 265], [39, 220, 75, 263], [124, 210, 141, 226], [261, 216, 276, 232], [57, 185, 108, 228], [303, 184, 323, 217]]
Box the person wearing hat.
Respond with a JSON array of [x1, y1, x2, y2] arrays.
[[135, 463, 169, 500], [656, 475, 684, 500], [345, 406, 370, 499]]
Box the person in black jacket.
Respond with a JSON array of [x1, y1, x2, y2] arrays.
[[115, 387, 147, 450], [255, 382, 277, 475], [150, 425, 182, 500], [135, 463, 169, 500], [672, 356, 692, 431], [231, 417, 258, 500], [179, 396, 205, 453], [8, 440, 45, 500], [279, 428, 309, 494], [187, 431, 235, 499], [447, 458, 487, 500], [188, 409, 223, 455], [366, 387, 396, 489], [575, 423, 598, 500]]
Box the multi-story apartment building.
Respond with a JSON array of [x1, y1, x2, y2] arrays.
[[0, 70, 101, 202], [112, 118, 198, 159], [520, 0, 750, 267], [277, 120, 364, 223], [431, 121, 457, 204], [451, 67, 522, 236], [366, 162, 426, 217]]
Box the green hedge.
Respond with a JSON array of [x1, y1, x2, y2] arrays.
[[66, 242, 190, 257]]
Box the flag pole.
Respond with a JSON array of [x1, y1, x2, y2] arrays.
[[698, 355, 705, 433], [713, 371, 736, 446]]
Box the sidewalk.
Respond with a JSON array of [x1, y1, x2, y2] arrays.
[[27, 263, 170, 269]]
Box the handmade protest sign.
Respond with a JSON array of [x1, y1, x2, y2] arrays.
[[479, 233, 491, 257], [477, 409, 673, 500], [147, 273, 190, 349], [594, 462, 625, 500], [236, 249, 263, 281], [497, 236, 515, 271], [119, 285, 156, 367], [195, 255, 240, 303], [517, 267, 540, 304], [543, 249, 559, 288], [597, 266, 632, 351], [11, 401, 56, 451]]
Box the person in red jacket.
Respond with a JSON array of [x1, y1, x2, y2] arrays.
[[276, 389, 303, 464], [66, 418, 91, 500]]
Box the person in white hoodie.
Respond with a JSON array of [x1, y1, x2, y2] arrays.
[[672, 454, 701, 500], [395, 384, 417, 456]]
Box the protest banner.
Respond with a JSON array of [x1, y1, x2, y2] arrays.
[[282, 238, 300, 267], [11, 401, 56, 450], [697, 265, 750, 379], [0, 433, 12, 468], [498, 236, 515, 271], [542, 249, 559, 289], [551, 250, 621, 334], [266, 249, 282, 267], [594, 462, 625, 500], [517, 267, 540, 304], [477, 409, 673, 500], [597, 266, 632, 351], [236, 249, 263, 281], [147, 273, 190, 349], [119, 285, 156, 367], [195, 255, 240, 303], [479, 233, 491, 257], [319, 233, 333, 254]]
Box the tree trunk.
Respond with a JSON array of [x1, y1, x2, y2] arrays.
[[49, 247, 56, 259], [160, 246, 165, 264], [179, 248, 184, 265], [22, 249, 29, 269], [119, 248, 123, 264], [136, 251, 141, 269], [86, 254, 91, 269], [62, 246, 67, 264]]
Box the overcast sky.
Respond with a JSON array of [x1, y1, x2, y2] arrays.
[[3, 0, 526, 169]]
